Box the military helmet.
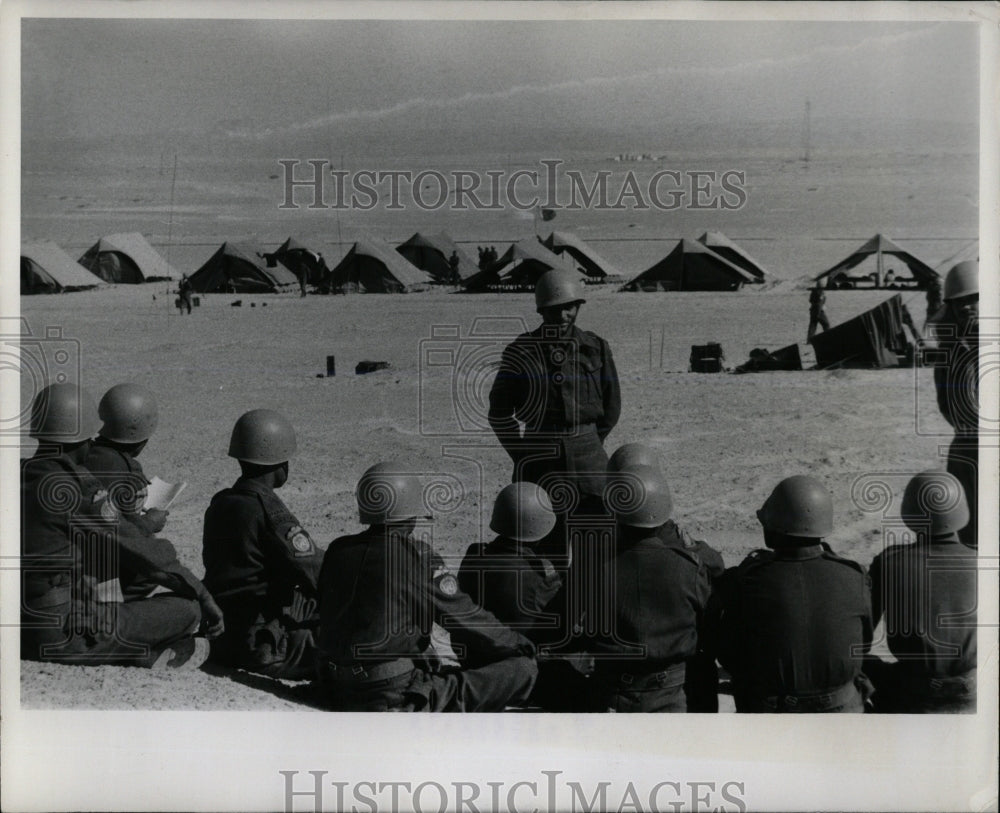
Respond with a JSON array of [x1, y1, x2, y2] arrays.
[[606, 463, 673, 528], [943, 260, 978, 301], [356, 461, 430, 524], [535, 269, 586, 312], [901, 469, 970, 536], [607, 442, 662, 474], [98, 383, 159, 443], [227, 409, 297, 465], [489, 482, 557, 543], [757, 475, 834, 537], [29, 382, 101, 443]]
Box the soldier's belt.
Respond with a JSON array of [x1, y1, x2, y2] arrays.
[[757, 678, 860, 712], [599, 662, 686, 690], [524, 422, 598, 436], [320, 657, 415, 684], [901, 668, 976, 700]]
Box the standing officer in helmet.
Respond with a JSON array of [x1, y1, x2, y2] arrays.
[[488, 268, 621, 525], [317, 462, 538, 712], [866, 470, 977, 712], [85, 383, 168, 538], [202, 409, 323, 679], [22, 383, 223, 669], [933, 260, 979, 548], [705, 476, 873, 713]]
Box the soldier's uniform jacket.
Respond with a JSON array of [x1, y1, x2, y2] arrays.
[[657, 519, 725, 580], [457, 537, 562, 639], [83, 438, 158, 536], [489, 324, 621, 499], [583, 528, 711, 676], [202, 478, 323, 622], [933, 317, 978, 436], [809, 287, 826, 312], [708, 544, 872, 704], [317, 527, 535, 668], [21, 451, 210, 619], [869, 536, 976, 679]]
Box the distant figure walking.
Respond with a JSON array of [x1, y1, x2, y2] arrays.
[[448, 250, 461, 285], [807, 283, 830, 341], [178, 274, 194, 315]]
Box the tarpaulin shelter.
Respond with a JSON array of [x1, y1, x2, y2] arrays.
[[541, 231, 625, 283], [190, 242, 299, 293], [326, 238, 433, 293], [814, 234, 939, 290], [621, 239, 756, 292], [696, 231, 768, 282], [21, 241, 105, 294], [396, 232, 478, 283], [78, 232, 179, 283], [463, 239, 577, 292], [263, 237, 329, 286], [810, 294, 913, 369]]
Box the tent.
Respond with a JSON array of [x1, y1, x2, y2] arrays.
[[189, 242, 299, 293], [935, 241, 978, 272], [814, 234, 939, 290], [810, 294, 914, 369], [78, 232, 180, 283], [620, 239, 756, 292], [463, 239, 577, 292], [541, 231, 625, 283], [695, 231, 768, 282], [326, 238, 434, 293], [396, 232, 478, 283], [21, 242, 105, 294], [263, 237, 329, 286]]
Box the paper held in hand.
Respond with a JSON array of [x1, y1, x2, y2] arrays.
[[143, 476, 187, 511]]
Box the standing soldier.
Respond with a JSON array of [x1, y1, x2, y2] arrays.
[[867, 470, 976, 712], [705, 476, 873, 712], [924, 273, 944, 329], [578, 465, 712, 712], [316, 462, 538, 712], [807, 282, 830, 341], [448, 250, 461, 285], [933, 261, 978, 549], [489, 269, 621, 525], [22, 383, 223, 669], [178, 273, 194, 315], [202, 409, 323, 679]]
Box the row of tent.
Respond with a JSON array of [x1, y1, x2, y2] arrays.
[[22, 230, 970, 295]]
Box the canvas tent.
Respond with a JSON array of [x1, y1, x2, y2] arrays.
[[190, 242, 299, 293], [810, 294, 914, 369], [935, 240, 978, 272], [396, 232, 478, 283], [21, 241, 105, 294], [463, 239, 577, 292], [541, 231, 625, 283], [621, 239, 756, 292], [814, 234, 939, 290], [696, 231, 768, 282], [263, 237, 329, 286], [78, 232, 180, 284], [326, 238, 433, 293]]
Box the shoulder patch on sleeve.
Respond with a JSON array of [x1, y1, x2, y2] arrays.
[[286, 525, 315, 557], [436, 573, 459, 596]]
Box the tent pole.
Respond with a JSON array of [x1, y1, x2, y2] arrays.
[[876, 246, 883, 289]]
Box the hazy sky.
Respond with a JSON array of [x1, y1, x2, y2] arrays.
[[22, 19, 978, 145]]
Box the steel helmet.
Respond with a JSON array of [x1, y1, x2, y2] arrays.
[[356, 461, 430, 524], [943, 261, 978, 301], [901, 469, 970, 536], [98, 383, 159, 443], [606, 464, 673, 528], [607, 442, 662, 474], [28, 382, 101, 442], [489, 482, 557, 543], [535, 269, 586, 312], [227, 409, 297, 465], [757, 475, 833, 537]]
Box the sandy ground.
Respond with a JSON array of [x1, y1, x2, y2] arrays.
[[14, 283, 951, 710]]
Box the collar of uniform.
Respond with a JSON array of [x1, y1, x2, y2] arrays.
[[772, 543, 824, 560], [530, 323, 598, 348], [233, 477, 275, 498]]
